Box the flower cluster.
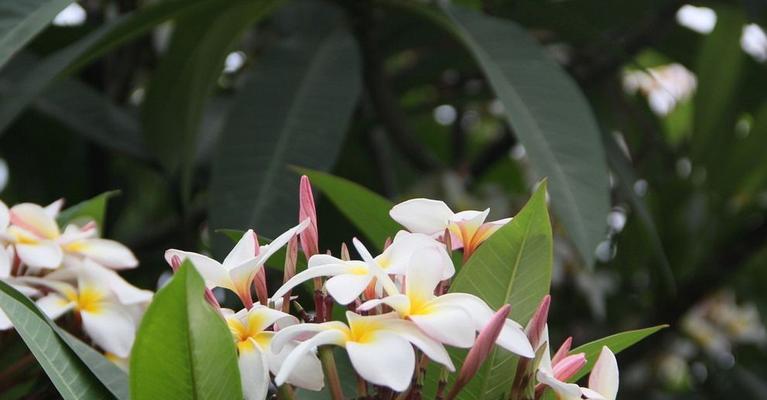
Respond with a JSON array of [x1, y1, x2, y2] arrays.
[[0, 199, 151, 362], [165, 176, 622, 400]]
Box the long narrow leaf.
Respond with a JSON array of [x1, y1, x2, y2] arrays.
[[0, 0, 73, 69]]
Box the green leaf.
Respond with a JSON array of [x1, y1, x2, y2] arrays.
[[440, 3, 609, 267], [0, 280, 113, 399], [692, 6, 745, 165], [143, 0, 283, 197], [57, 191, 119, 229], [130, 261, 242, 400], [437, 181, 553, 400], [0, 0, 74, 69], [209, 2, 360, 251], [567, 325, 667, 383], [0, 0, 219, 135], [57, 330, 130, 400], [297, 168, 399, 251]]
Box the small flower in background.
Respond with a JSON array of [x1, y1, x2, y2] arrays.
[[389, 198, 511, 259], [623, 63, 697, 116]]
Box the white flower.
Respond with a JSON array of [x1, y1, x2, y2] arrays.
[[580, 347, 619, 400], [165, 220, 308, 307], [272, 311, 454, 392], [223, 305, 323, 400]]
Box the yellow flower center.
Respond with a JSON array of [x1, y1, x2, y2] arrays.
[[227, 314, 272, 352], [66, 287, 104, 314], [348, 319, 382, 344]]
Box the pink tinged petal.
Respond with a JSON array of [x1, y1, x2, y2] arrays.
[[223, 229, 259, 269], [71, 239, 138, 269], [525, 295, 551, 349], [451, 304, 511, 398], [266, 340, 324, 391], [553, 353, 586, 382], [325, 274, 373, 305], [164, 249, 232, 291], [496, 319, 535, 358], [253, 267, 269, 306], [536, 370, 582, 400], [238, 339, 270, 400], [346, 331, 416, 392], [588, 346, 619, 400], [408, 305, 476, 348], [274, 329, 347, 387], [16, 241, 63, 269], [0, 200, 8, 230], [405, 248, 446, 301], [551, 336, 573, 366], [452, 209, 489, 255], [44, 199, 65, 218], [472, 217, 511, 247], [81, 303, 137, 358], [298, 175, 319, 258], [0, 245, 11, 277], [272, 263, 353, 301], [389, 199, 454, 235], [10, 203, 60, 239]]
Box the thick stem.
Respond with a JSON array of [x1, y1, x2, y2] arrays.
[[319, 346, 345, 400], [277, 383, 296, 400]]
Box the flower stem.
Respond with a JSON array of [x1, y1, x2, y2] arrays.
[[319, 346, 345, 400]]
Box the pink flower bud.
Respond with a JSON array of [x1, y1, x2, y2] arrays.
[[525, 295, 551, 349], [551, 336, 573, 366], [552, 353, 586, 382], [448, 304, 512, 400], [281, 236, 299, 312], [298, 175, 319, 258], [170, 255, 182, 272]]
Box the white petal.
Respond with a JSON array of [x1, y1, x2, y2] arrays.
[[536, 370, 582, 400], [69, 239, 138, 269], [16, 241, 63, 269], [581, 388, 608, 400], [389, 199, 454, 234], [430, 293, 493, 330], [81, 260, 153, 304], [358, 294, 411, 315], [351, 238, 400, 296], [223, 230, 258, 269], [164, 249, 232, 290], [35, 293, 74, 320], [452, 209, 489, 225], [405, 247, 444, 301], [378, 232, 454, 279], [271, 321, 348, 353], [409, 304, 476, 348], [346, 331, 415, 392], [266, 340, 324, 391], [244, 305, 297, 332], [0, 245, 11, 278], [271, 263, 353, 301], [81, 303, 137, 358], [496, 319, 535, 358], [274, 329, 346, 387], [381, 319, 454, 371], [239, 339, 270, 400], [588, 347, 619, 400], [325, 274, 372, 305], [9, 203, 60, 239]]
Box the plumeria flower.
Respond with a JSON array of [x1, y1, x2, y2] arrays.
[[356, 246, 533, 358], [580, 347, 619, 400], [165, 220, 308, 308], [1, 201, 137, 269], [389, 198, 511, 259], [223, 305, 323, 400], [20, 263, 151, 357], [272, 231, 452, 305], [272, 311, 454, 392]]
